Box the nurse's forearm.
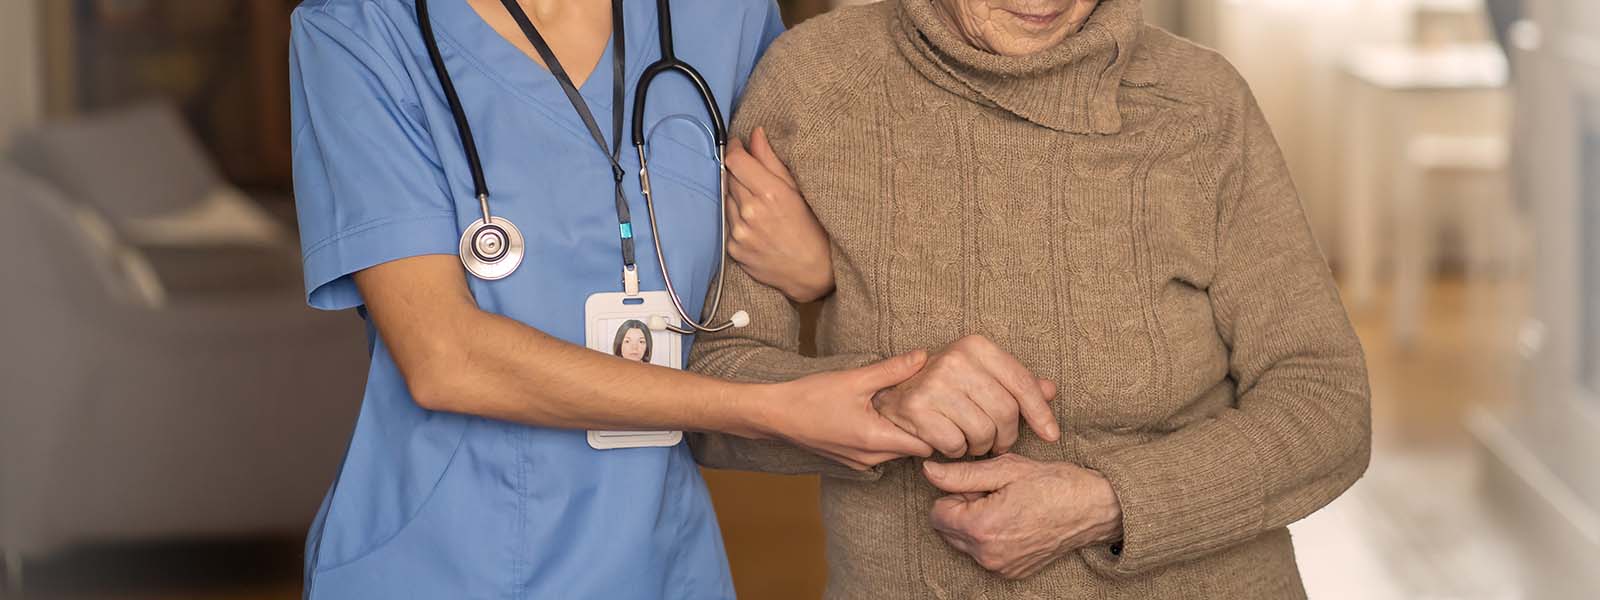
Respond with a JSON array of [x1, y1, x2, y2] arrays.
[[417, 308, 774, 435], [353, 255, 766, 434], [355, 255, 932, 469], [417, 307, 933, 470]]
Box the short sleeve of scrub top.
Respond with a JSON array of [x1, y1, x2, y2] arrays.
[[287, 1, 786, 599], [290, 8, 460, 311]]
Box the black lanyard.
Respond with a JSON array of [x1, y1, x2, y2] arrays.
[[497, 0, 635, 279]]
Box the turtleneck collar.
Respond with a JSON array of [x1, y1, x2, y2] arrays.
[[893, 0, 1144, 134]]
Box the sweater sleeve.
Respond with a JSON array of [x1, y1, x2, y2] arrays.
[[687, 38, 886, 480], [1078, 78, 1372, 577]]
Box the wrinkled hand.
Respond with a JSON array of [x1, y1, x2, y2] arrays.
[[760, 352, 936, 470], [923, 454, 1122, 580], [725, 127, 835, 303], [872, 335, 1060, 458]]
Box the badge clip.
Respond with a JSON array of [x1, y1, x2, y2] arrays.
[[623, 265, 640, 297]]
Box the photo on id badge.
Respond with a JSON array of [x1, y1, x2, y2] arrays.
[[585, 291, 684, 449]]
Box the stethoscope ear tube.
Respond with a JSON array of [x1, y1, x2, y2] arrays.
[[631, 62, 728, 150], [632, 0, 727, 149]]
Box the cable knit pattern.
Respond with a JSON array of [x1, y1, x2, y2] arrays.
[[689, 1, 1371, 597]]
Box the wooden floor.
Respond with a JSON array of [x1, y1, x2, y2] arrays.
[[5, 278, 1522, 600]]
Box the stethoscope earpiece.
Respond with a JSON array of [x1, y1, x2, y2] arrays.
[[647, 310, 748, 334]]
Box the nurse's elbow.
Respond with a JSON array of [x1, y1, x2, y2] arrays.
[[399, 338, 473, 413], [406, 368, 456, 412]]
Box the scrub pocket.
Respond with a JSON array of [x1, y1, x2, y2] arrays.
[[308, 418, 519, 600]]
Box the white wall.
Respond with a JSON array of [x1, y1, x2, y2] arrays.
[[0, 0, 43, 145], [1189, 0, 1428, 254]]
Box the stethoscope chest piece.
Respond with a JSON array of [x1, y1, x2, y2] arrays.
[[459, 215, 525, 281]]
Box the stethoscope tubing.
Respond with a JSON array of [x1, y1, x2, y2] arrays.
[[417, 0, 490, 205], [632, 0, 742, 335], [418, 0, 747, 333], [631, 60, 728, 149], [637, 143, 738, 335]]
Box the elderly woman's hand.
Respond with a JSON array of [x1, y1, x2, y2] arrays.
[[872, 335, 1061, 458], [922, 455, 1122, 579], [724, 127, 835, 303]]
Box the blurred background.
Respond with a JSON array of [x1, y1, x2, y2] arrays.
[[0, 0, 1596, 598]]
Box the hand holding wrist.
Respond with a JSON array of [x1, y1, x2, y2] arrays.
[[870, 335, 1060, 459], [737, 354, 934, 470]]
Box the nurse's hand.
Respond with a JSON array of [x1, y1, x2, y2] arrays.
[[725, 127, 835, 303], [871, 336, 1061, 458], [757, 351, 936, 470]]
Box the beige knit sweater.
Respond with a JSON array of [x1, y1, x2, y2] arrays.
[[689, 1, 1372, 598]]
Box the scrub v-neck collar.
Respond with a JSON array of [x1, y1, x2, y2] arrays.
[[427, 0, 656, 119]]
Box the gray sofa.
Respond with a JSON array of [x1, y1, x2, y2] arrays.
[[0, 103, 366, 580]]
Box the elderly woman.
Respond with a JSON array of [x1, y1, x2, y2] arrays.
[[690, 0, 1371, 598]]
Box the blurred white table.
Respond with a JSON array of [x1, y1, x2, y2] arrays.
[[1338, 43, 1510, 311]]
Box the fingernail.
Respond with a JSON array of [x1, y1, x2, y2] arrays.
[[923, 461, 943, 475]]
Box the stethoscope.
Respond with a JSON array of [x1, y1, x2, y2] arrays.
[[416, 0, 747, 334]]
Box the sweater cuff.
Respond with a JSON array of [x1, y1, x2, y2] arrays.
[[1079, 418, 1266, 578]]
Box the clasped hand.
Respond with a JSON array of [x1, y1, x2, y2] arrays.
[[871, 337, 1119, 578]]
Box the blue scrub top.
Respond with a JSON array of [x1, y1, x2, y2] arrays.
[[287, 1, 783, 597]]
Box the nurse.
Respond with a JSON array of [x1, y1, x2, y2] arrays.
[[288, 0, 932, 597]]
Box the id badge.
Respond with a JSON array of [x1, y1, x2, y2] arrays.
[[584, 291, 685, 450]]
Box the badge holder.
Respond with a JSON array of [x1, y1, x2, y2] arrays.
[[584, 289, 684, 450]]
